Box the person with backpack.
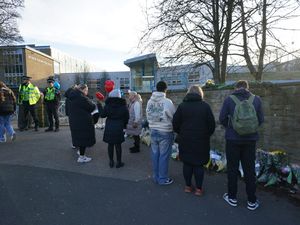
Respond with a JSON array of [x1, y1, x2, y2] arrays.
[[219, 80, 264, 211], [0, 81, 17, 142]]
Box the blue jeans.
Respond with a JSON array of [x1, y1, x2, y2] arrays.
[[150, 129, 174, 184], [0, 115, 15, 142]]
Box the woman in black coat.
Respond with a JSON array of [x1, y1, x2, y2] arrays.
[[98, 89, 129, 168], [69, 84, 96, 163], [173, 85, 215, 196]]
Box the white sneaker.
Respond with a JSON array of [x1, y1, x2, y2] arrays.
[[77, 155, 92, 163], [247, 200, 260, 211]]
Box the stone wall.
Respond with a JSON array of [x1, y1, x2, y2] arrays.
[[140, 82, 300, 163]]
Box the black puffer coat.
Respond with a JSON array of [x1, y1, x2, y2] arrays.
[[68, 89, 96, 147], [173, 93, 216, 166], [64, 87, 75, 117], [99, 97, 129, 144]]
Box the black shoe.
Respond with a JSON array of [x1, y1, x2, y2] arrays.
[[109, 160, 114, 168], [116, 162, 124, 168], [34, 127, 39, 131], [130, 147, 140, 153], [54, 128, 59, 132], [129, 146, 135, 150], [45, 128, 53, 132]]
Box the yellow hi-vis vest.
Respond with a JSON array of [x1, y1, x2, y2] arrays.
[[44, 87, 55, 101], [18, 83, 40, 105]]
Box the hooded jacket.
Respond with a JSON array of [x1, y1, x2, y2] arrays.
[[146, 91, 175, 132]]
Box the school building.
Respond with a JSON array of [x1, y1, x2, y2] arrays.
[[0, 44, 95, 89]]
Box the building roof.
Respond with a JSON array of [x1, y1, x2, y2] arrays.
[[0, 44, 54, 61], [124, 53, 157, 67]]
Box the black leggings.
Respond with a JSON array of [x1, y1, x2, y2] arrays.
[[183, 163, 204, 189], [108, 143, 122, 162], [79, 146, 86, 156]]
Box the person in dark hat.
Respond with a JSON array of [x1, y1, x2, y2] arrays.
[[43, 77, 61, 132], [18, 75, 41, 131]]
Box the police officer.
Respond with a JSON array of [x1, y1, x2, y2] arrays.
[[43, 77, 61, 132], [18, 76, 41, 131]]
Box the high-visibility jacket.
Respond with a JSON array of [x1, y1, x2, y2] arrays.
[[18, 83, 40, 105], [44, 87, 55, 101]]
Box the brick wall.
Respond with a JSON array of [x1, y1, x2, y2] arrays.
[[140, 82, 300, 163], [24, 48, 54, 88]]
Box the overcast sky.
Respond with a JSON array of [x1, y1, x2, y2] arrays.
[[18, 0, 148, 71], [18, 0, 300, 72]]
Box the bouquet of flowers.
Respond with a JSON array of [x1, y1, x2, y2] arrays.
[[205, 150, 226, 172], [256, 149, 291, 186]]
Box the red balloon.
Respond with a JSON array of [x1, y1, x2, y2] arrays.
[[104, 80, 115, 93], [95, 92, 105, 101]]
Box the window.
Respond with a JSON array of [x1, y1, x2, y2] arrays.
[[162, 72, 182, 85], [188, 73, 200, 83], [120, 77, 130, 90]]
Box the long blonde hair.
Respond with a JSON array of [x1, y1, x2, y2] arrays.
[[187, 85, 204, 99]]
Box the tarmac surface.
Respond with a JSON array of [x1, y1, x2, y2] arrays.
[[0, 126, 299, 225]]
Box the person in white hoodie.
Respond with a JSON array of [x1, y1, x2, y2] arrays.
[[146, 81, 176, 185]]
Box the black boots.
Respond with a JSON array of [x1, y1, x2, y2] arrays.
[[130, 146, 140, 153], [109, 160, 114, 168], [45, 127, 53, 132], [130, 136, 140, 153]]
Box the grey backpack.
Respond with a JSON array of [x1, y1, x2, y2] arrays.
[[230, 94, 259, 135]]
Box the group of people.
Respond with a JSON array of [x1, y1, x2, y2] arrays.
[[0, 75, 61, 142], [146, 80, 263, 211], [0, 77, 264, 211], [18, 76, 61, 132], [65, 84, 143, 167]]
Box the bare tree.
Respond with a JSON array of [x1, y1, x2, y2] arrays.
[[236, 0, 300, 81], [0, 0, 24, 45], [140, 0, 237, 83]]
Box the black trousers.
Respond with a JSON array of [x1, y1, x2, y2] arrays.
[[46, 103, 59, 129], [183, 163, 204, 189], [23, 101, 38, 128], [225, 140, 257, 203], [108, 143, 122, 162]]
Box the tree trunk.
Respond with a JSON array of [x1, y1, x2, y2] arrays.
[[256, 0, 267, 81], [213, 0, 221, 84], [240, 0, 257, 78], [220, 0, 234, 84]]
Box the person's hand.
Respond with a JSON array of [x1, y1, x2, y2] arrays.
[[95, 92, 104, 101]]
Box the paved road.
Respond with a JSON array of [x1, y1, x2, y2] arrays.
[[0, 127, 298, 225]]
